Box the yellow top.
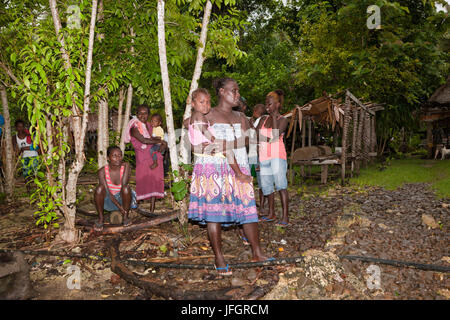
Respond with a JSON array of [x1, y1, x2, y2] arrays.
[[152, 126, 164, 140]]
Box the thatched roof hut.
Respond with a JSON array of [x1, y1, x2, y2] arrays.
[[419, 76, 450, 157]]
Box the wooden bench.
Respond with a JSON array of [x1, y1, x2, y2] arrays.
[[290, 146, 341, 184]]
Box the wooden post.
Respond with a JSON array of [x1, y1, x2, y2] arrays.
[[321, 164, 328, 184], [301, 118, 306, 147], [362, 111, 370, 167], [351, 104, 358, 177], [308, 117, 312, 176], [355, 108, 365, 175], [301, 117, 306, 177], [308, 117, 312, 147], [371, 115, 377, 154], [426, 122, 433, 159], [289, 119, 297, 185], [341, 95, 350, 185]]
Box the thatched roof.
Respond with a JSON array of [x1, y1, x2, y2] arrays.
[[420, 76, 450, 122], [283, 90, 383, 137], [429, 76, 450, 105]]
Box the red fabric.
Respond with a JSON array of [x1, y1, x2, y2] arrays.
[[130, 122, 165, 200], [24, 129, 32, 144]]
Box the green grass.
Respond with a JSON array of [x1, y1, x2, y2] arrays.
[[350, 159, 450, 199]]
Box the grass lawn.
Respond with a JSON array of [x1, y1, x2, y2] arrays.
[[350, 159, 450, 199]]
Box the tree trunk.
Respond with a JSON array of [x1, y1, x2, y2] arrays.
[[0, 85, 14, 202], [178, 0, 213, 165], [157, 0, 187, 225], [97, 89, 108, 168], [119, 83, 133, 153], [116, 86, 126, 143], [97, 0, 108, 168], [119, 27, 135, 153], [50, 0, 99, 243]]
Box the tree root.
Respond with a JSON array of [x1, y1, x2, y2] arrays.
[[76, 211, 179, 235], [108, 238, 236, 300], [108, 238, 278, 300]]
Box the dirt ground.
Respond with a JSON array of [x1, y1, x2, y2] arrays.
[[0, 180, 449, 300]]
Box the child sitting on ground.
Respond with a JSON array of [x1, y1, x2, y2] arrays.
[[94, 146, 138, 231], [148, 113, 165, 170], [186, 88, 252, 184]]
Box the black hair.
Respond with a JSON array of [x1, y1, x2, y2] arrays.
[[267, 89, 285, 107], [212, 77, 236, 96], [137, 104, 149, 112], [192, 88, 210, 102], [15, 119, 25, 127], [107, 145, 121, 157], [253, 104, 266, 112], [151, 113, 162, 121]]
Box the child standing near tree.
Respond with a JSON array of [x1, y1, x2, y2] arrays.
[[12, 120, 39, 193]]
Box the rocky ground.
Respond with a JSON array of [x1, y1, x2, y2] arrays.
[[0, 181, 448, 300]]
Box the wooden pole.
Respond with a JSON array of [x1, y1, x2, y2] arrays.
[[341, 95, 350, 185], [371, 115, 377, 154], [289, 119, 297, 185], [301, 117, 306, 177], [426, 122, 433, 159], [351, 104, 358, 178], [355, 108, 365, 175]]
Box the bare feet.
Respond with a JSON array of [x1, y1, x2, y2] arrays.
[[251, 253, 273, 263], [236, 173, 252, 184]]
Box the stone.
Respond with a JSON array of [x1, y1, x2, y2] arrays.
[[421, 214, 439, 229], [231, 277, 247, 287], [246, 269, 258, 282], [0, 252, 36, 300]]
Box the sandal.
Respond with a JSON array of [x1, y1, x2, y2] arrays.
[[94, 221, 104, 232], [239, 235, 250, 246], [261, 217, 275, 222], [123, 217, 132, 227], [275, 221, 289, 227], [214, 264, 233, 276]]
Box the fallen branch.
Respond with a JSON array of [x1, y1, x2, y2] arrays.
[[108, 238, 240, 300], [144, 254, 235, 264], [77, 211, 179, 235]]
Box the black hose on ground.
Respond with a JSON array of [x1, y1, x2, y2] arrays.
[[0, 248, 449, 273]]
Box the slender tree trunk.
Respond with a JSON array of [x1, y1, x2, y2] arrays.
[[157, 0, 179, 174], [50, 0, 99, 243], [157, 0, 188, 225], [97, 87, 109, 168], [178, 0, 213, 165], [119, 27, 135, 153], [0, 85, 14, 202], [120, 83, 133, 153], [116, 87, 126, 143], [97, 0, 108, 168]]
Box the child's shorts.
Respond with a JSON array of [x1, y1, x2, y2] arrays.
[[259, 158, 288, 195], [104, 190, 138, 212], [21, 156, 39, 177]]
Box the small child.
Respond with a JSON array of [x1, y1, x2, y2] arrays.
[[148, 113, 165, 169], [187, 88, 252, 184]]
